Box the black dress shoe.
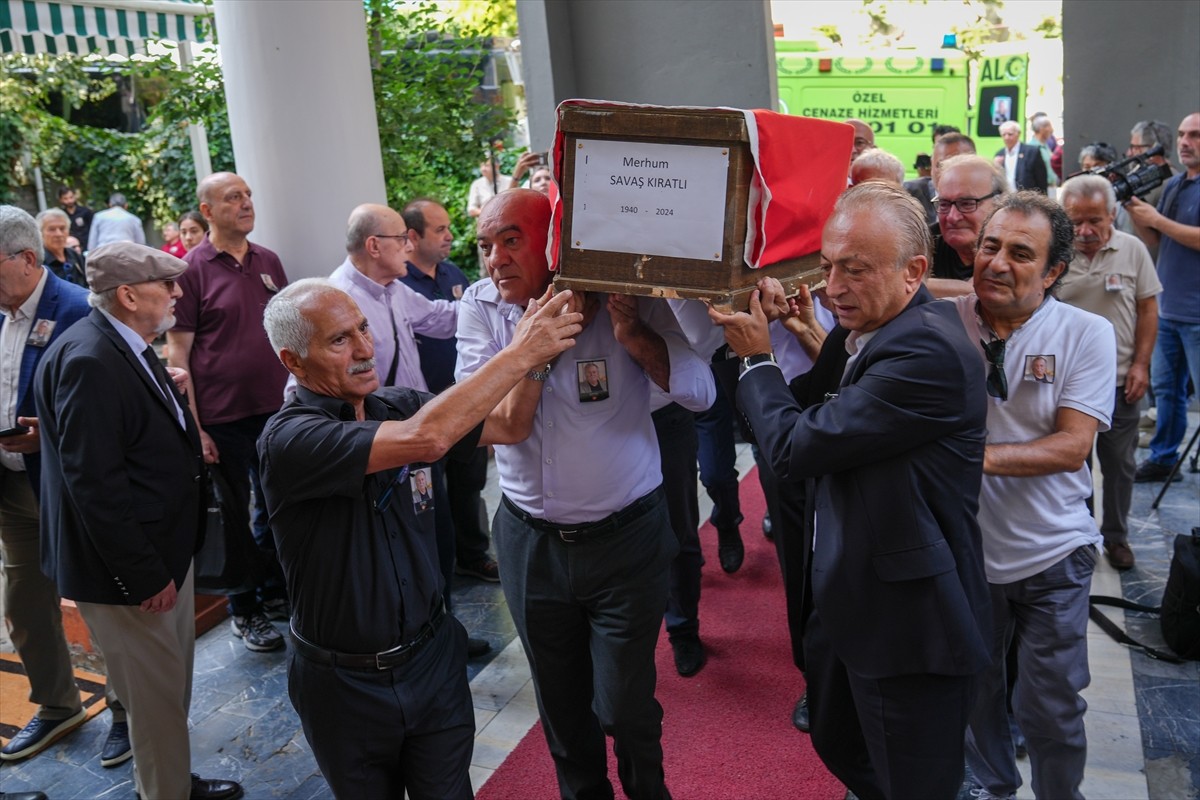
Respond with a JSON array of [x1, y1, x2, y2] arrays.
[[190, 774, 243, 800], [100, 720, 132, 767], [671, 637, 706, 677], [762, 512, 773, 539], [467, 637, 492, 658], [0, 791, 51, 800], [791, 693, 810, 733], [716, 527, 744, 573]]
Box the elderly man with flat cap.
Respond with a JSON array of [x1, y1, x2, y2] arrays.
[[35, 242, 242, 800]]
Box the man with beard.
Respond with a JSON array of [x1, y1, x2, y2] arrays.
[[36, 242, 242, 800]]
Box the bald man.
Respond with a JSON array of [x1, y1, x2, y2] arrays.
[[168, 171, 291, 653]]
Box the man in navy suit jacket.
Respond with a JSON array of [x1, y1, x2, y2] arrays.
[[996, 120, 1049, 194], [709, 183, 991, 800], [0, 206, 125, 765], [35, 242, 242, 800]]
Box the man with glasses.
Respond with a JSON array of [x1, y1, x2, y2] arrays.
[[258, 278, 581, 798], [928, 155, 1007, 298], [709, 182, 991, 799], [398, 200, 500, 585], [0, 206, 131, 769], [36, 242, 243, 800], [949, 192, 1115, 800], [168, 171, 291, 653]]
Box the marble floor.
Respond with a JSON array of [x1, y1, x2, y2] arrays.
[[1, 418, 1196, 799]]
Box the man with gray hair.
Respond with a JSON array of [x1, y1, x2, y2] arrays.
[[35, 241, 242, 800], [0, 206, 130, 768], [1057, 175, 1160, 570], [86, 192, 145, 251], [848, 148, 906, 186], [996, 121, 1048, 194], [320, 203, 490, 654], [709, 182, 991, 798], [257, 278, 582, 798], [36, 208, 86, 287], [928, 154, 1007, 296]]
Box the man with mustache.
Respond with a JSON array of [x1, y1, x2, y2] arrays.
[[1057, 173, 1160, 570], [951, 192, 1116, 800], [258, 278, 581, 798], [168, 171, 291, 653], [36, 242, 243, 800]]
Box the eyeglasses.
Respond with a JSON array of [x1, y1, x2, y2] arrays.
[[935, 192, 999, 214], [159, 279, 176, 292], [373, 232, 411, 245], [374, 465, 411, 513], [981, 337, 1008, 401]]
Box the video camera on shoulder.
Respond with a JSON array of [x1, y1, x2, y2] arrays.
[[1077, 144, 1174, 203]]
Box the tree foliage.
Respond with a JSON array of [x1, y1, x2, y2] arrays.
[[367, 0, 517, 274], [4, 0, 522, 273]]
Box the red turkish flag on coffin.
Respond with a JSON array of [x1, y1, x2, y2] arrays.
[[741, 110, 853, 268], [546, 100, 852, 271]]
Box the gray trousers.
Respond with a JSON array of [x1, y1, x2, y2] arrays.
[[493, 489, 677, 800], [1095, 388, 1139, 544], [78, 566, 195, 800], [966, 546, 1096, 800], [0, 468, 122, 722]]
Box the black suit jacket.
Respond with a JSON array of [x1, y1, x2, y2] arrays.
[[35, 310, 204, 605], [996, 142, 1049, 193], [738, 287, 991, 680]]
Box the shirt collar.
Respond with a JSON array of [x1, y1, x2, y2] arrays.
[[294, 384, 392, 422], [99, 308, 152, 354], [340, 257, 393, 300]]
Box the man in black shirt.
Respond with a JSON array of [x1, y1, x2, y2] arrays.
[[257, 278, 580, 799], [928, 155, 1007, 298]]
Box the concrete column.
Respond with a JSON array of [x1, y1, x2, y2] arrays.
[[212, 0, 386, 279], [516, 0, 777, 153], [1063, 0, 1199, 172]]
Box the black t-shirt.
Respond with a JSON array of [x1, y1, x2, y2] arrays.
[[43, 248, 87, 287], [258, 385, 482, 652], [61, 204, 93, 246], [930, 221, 974, 282]]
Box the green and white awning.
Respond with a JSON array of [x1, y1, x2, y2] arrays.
[[0, 0, 211, 56]]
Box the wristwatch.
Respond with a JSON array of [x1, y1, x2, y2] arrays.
[[739, 352, 777, 375], [527, 364, 552, 382]]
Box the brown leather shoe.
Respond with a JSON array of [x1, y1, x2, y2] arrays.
[[1104, 541, 1136, 570]]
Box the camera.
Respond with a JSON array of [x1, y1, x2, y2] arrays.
[[1077, 144, 1174, 204]]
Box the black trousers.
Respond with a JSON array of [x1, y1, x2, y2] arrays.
[[804, 609, 975, 800], [288, 615, 474, 800], [494, 490, 677, 800]]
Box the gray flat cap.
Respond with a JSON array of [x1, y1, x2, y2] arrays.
[[86, 241, 187, 293]]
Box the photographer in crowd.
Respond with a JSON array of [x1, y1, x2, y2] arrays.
[[1127, 113, 1200, 485]]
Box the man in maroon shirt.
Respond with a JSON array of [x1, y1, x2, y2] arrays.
[[167, 172, 289, 652]]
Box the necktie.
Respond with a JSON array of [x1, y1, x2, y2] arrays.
[[141, 345, 176, 402]]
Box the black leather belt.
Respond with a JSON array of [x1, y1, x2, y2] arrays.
[[290, 604, 445, 670], [501, 488, 661, 543]]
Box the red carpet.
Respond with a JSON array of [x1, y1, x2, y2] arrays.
[[478, 467, 844, 800]]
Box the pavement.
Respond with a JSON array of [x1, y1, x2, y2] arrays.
[[1, 415, 1197, 799]]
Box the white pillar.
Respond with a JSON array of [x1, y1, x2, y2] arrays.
[[178, 42, 212, 184], [212, 0, 386, 279]]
